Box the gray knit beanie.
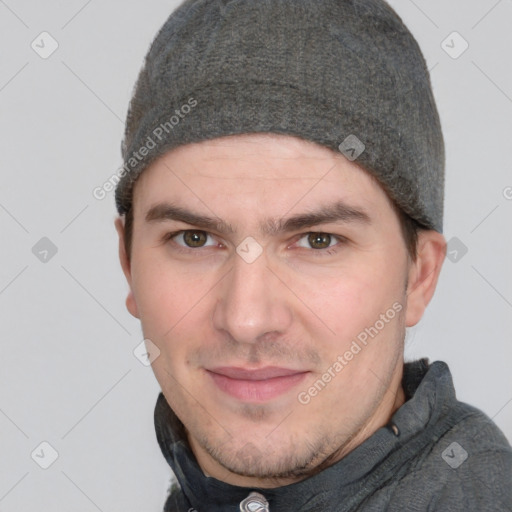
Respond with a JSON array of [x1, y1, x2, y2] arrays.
[[115, 0, 445, 232]]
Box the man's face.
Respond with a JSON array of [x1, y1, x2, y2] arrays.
[[120, 133, 414, 487]]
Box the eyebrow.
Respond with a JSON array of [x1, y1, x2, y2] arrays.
[[144, 200, 371, 236]]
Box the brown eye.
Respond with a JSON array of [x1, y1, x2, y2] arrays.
[[182, 230, 208, 247], [307, 233, 332, 249]]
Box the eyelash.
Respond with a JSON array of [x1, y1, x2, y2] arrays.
[[160, 230, 347, 257]]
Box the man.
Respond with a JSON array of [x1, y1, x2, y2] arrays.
[[114, 0, 512, 510]]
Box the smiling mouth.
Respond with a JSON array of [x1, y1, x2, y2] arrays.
[[206, 366, 309, 402]]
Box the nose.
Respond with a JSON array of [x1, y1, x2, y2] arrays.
[[212, 248, 293, 346]]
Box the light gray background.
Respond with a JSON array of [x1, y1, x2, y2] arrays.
[[1, 1, 511, 510]]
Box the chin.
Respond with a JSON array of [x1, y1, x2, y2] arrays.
[[197, 426, 334, 482]]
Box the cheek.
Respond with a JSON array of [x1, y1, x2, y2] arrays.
[[130, 256, 209, 345], [132, 266, 210, 390], [300, 257, 405, 348]]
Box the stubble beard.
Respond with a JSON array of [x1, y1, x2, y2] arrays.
[[192, 413, 342, 482]]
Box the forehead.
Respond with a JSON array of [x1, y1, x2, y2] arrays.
[[132, 133, 394, 221]]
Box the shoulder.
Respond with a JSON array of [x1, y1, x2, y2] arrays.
[[395, 401, 512, 511]]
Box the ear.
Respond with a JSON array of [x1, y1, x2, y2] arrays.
[[405, 230, 447, 327], [114, 216, 140, 319]]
